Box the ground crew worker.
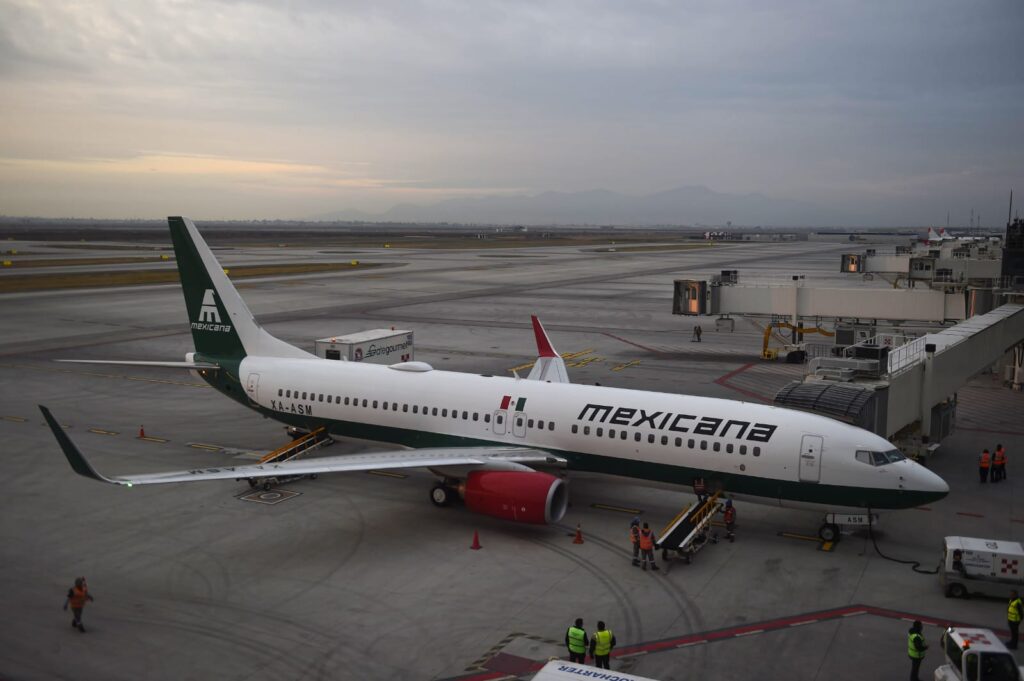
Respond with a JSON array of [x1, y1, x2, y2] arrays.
[[907, 619, 928, 681], [693, 325, 703, 342], [63, 577, 94, 633], [565, 617, 588, 663], [629, 517, 641, 567], [638, 522, 659, 571], [589, 620, 616, 670], [993, 444, 1007, 482], [979, 449, 991, 483], [723, 499, 737, 542], [1007, 589, 1022, 650]]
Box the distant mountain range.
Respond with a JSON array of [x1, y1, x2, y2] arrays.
[[311, 186, 839, 227]]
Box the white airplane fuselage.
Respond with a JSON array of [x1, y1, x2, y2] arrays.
[[226, 354, 948, 513]]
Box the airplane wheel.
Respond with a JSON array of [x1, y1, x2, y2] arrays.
[[819, 523, 840, 542], [247, 479, 258, 489], [310, 474, 318, 480], [430, 485, 452, 507], [263, 482, 272, 491]]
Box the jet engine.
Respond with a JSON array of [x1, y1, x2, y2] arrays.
[[462, 470, 568, 525]]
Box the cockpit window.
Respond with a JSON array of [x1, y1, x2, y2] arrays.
[[857, 448, 908, 466], [883, 449, 906, 463]]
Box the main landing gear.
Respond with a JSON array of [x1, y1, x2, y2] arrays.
[[431, 483, 459, 507]]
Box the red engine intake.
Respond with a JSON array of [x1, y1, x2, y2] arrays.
[[463, 470, 568, 525]]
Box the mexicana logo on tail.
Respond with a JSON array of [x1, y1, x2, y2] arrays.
[[192, 289, 232, 333]]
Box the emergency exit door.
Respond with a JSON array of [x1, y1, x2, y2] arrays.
[[799, 434, 823, 483]]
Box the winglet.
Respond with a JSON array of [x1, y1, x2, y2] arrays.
[[531, 316, 559, 358], [38, 406, 121, 485]]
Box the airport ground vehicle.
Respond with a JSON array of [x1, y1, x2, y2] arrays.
[[315, 330, 413, 363], [942, 536, 1024, 599], [934, 627, 1023, 681]]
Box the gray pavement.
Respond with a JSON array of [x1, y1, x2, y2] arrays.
[[1, 236, 1021, 680]]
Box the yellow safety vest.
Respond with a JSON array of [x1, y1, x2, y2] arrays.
[[593, 629, 613, 656], [1009, 597, 1023, 623], [567, 626, 586, 653], [907, 632, 926, 659]]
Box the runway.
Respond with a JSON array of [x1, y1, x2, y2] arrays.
[[1, 232, 1021, 680]]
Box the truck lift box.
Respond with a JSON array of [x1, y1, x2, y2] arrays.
[[315, 329, 413, 364], [941, 536, 1024, 599]]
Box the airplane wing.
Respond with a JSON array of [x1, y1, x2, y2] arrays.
[[525, 315, 570, 383], [56, 360, 221, 370], [40, 406, 564, 487]]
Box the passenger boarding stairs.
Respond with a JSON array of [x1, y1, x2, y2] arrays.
[[656, 491, 723, 564], [246, 427, 332, 489]]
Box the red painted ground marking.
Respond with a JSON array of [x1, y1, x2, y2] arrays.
[[712, 363, 773, 403], [958, 427, 1024, 436], [956, 511, 985, 518], [601, 332, 669, 356], [440, 605, 1013, 681]]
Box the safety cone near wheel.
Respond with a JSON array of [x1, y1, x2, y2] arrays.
[[470, 530, 482, 550], [138, 425, 145, 439], [573, 523, 584, 544]]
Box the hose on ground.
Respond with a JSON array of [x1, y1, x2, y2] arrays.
[[866, 509, 940, 575]]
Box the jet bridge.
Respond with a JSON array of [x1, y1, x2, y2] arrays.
[[673, 276, 967, 323], [777, 303, 1024, 457]]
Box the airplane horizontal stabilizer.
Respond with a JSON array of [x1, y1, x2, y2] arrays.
[[55, 360, 221, 370]]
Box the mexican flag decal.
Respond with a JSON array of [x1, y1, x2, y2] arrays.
[[499, 395, 527, 411]]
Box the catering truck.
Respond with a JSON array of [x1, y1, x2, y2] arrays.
[[934, 627, 1023, 681], [941, 536, 1024, 599], [314, 330, 414, 364]]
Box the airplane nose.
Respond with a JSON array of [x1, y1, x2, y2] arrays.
[[915, 464, 949, 499]]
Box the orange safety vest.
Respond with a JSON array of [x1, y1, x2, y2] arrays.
[[980, 452, 991, 468], [629, 525, 640, 545], [724, 507, 736, 524], [68, 586, 89, 609], [994, 450, 1006, 466], [639, 529, 654, 550]]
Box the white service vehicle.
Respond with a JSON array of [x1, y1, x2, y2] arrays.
[[942, 536, 1024, 599], [315, 329, 413, 364], [934, 627, 1023, 681]]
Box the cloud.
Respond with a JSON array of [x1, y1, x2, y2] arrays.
[[0, 0, 1021, 222]]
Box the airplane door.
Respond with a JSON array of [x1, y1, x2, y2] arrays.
[[799, 434, 823, 483], [512, 412, 527, 438], [246, 373, 260, 403], [493, 410, 507, 435]]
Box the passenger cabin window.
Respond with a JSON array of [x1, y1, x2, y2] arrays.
[[713, 442, 720, 452], [278, 389, 283, 396], [700, 441, 707, 451], [634, 433, 641, 442], [286, 390, 291, 398], [302, 392, 308, 400], [584, 426, 590, 435], [661, 436, 668, 445], [362, 399, 368, 407], [473, 413, 479, 421], [484, 414, 491, 423], [753, 447, 761, 457], [572, 425, 579, 434], [528, 419, 535, 428], [596, 427, 603, 436], [648, 434, 655, 444], [327, 395, 332, 403]]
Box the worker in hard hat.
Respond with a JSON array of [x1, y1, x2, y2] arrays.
[[629, 517, 641, 567], [723, 499, 737, 542]]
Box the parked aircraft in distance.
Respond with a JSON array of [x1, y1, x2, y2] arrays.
[[41, 217, 949, 540]]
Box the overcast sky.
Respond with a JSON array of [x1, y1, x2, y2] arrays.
[[1, 0, 1021, 225]]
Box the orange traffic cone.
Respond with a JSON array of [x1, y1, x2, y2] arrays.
[[138, 425, 146, 439], [470, 530, 482, 550], [573, 523, 584, 544]]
